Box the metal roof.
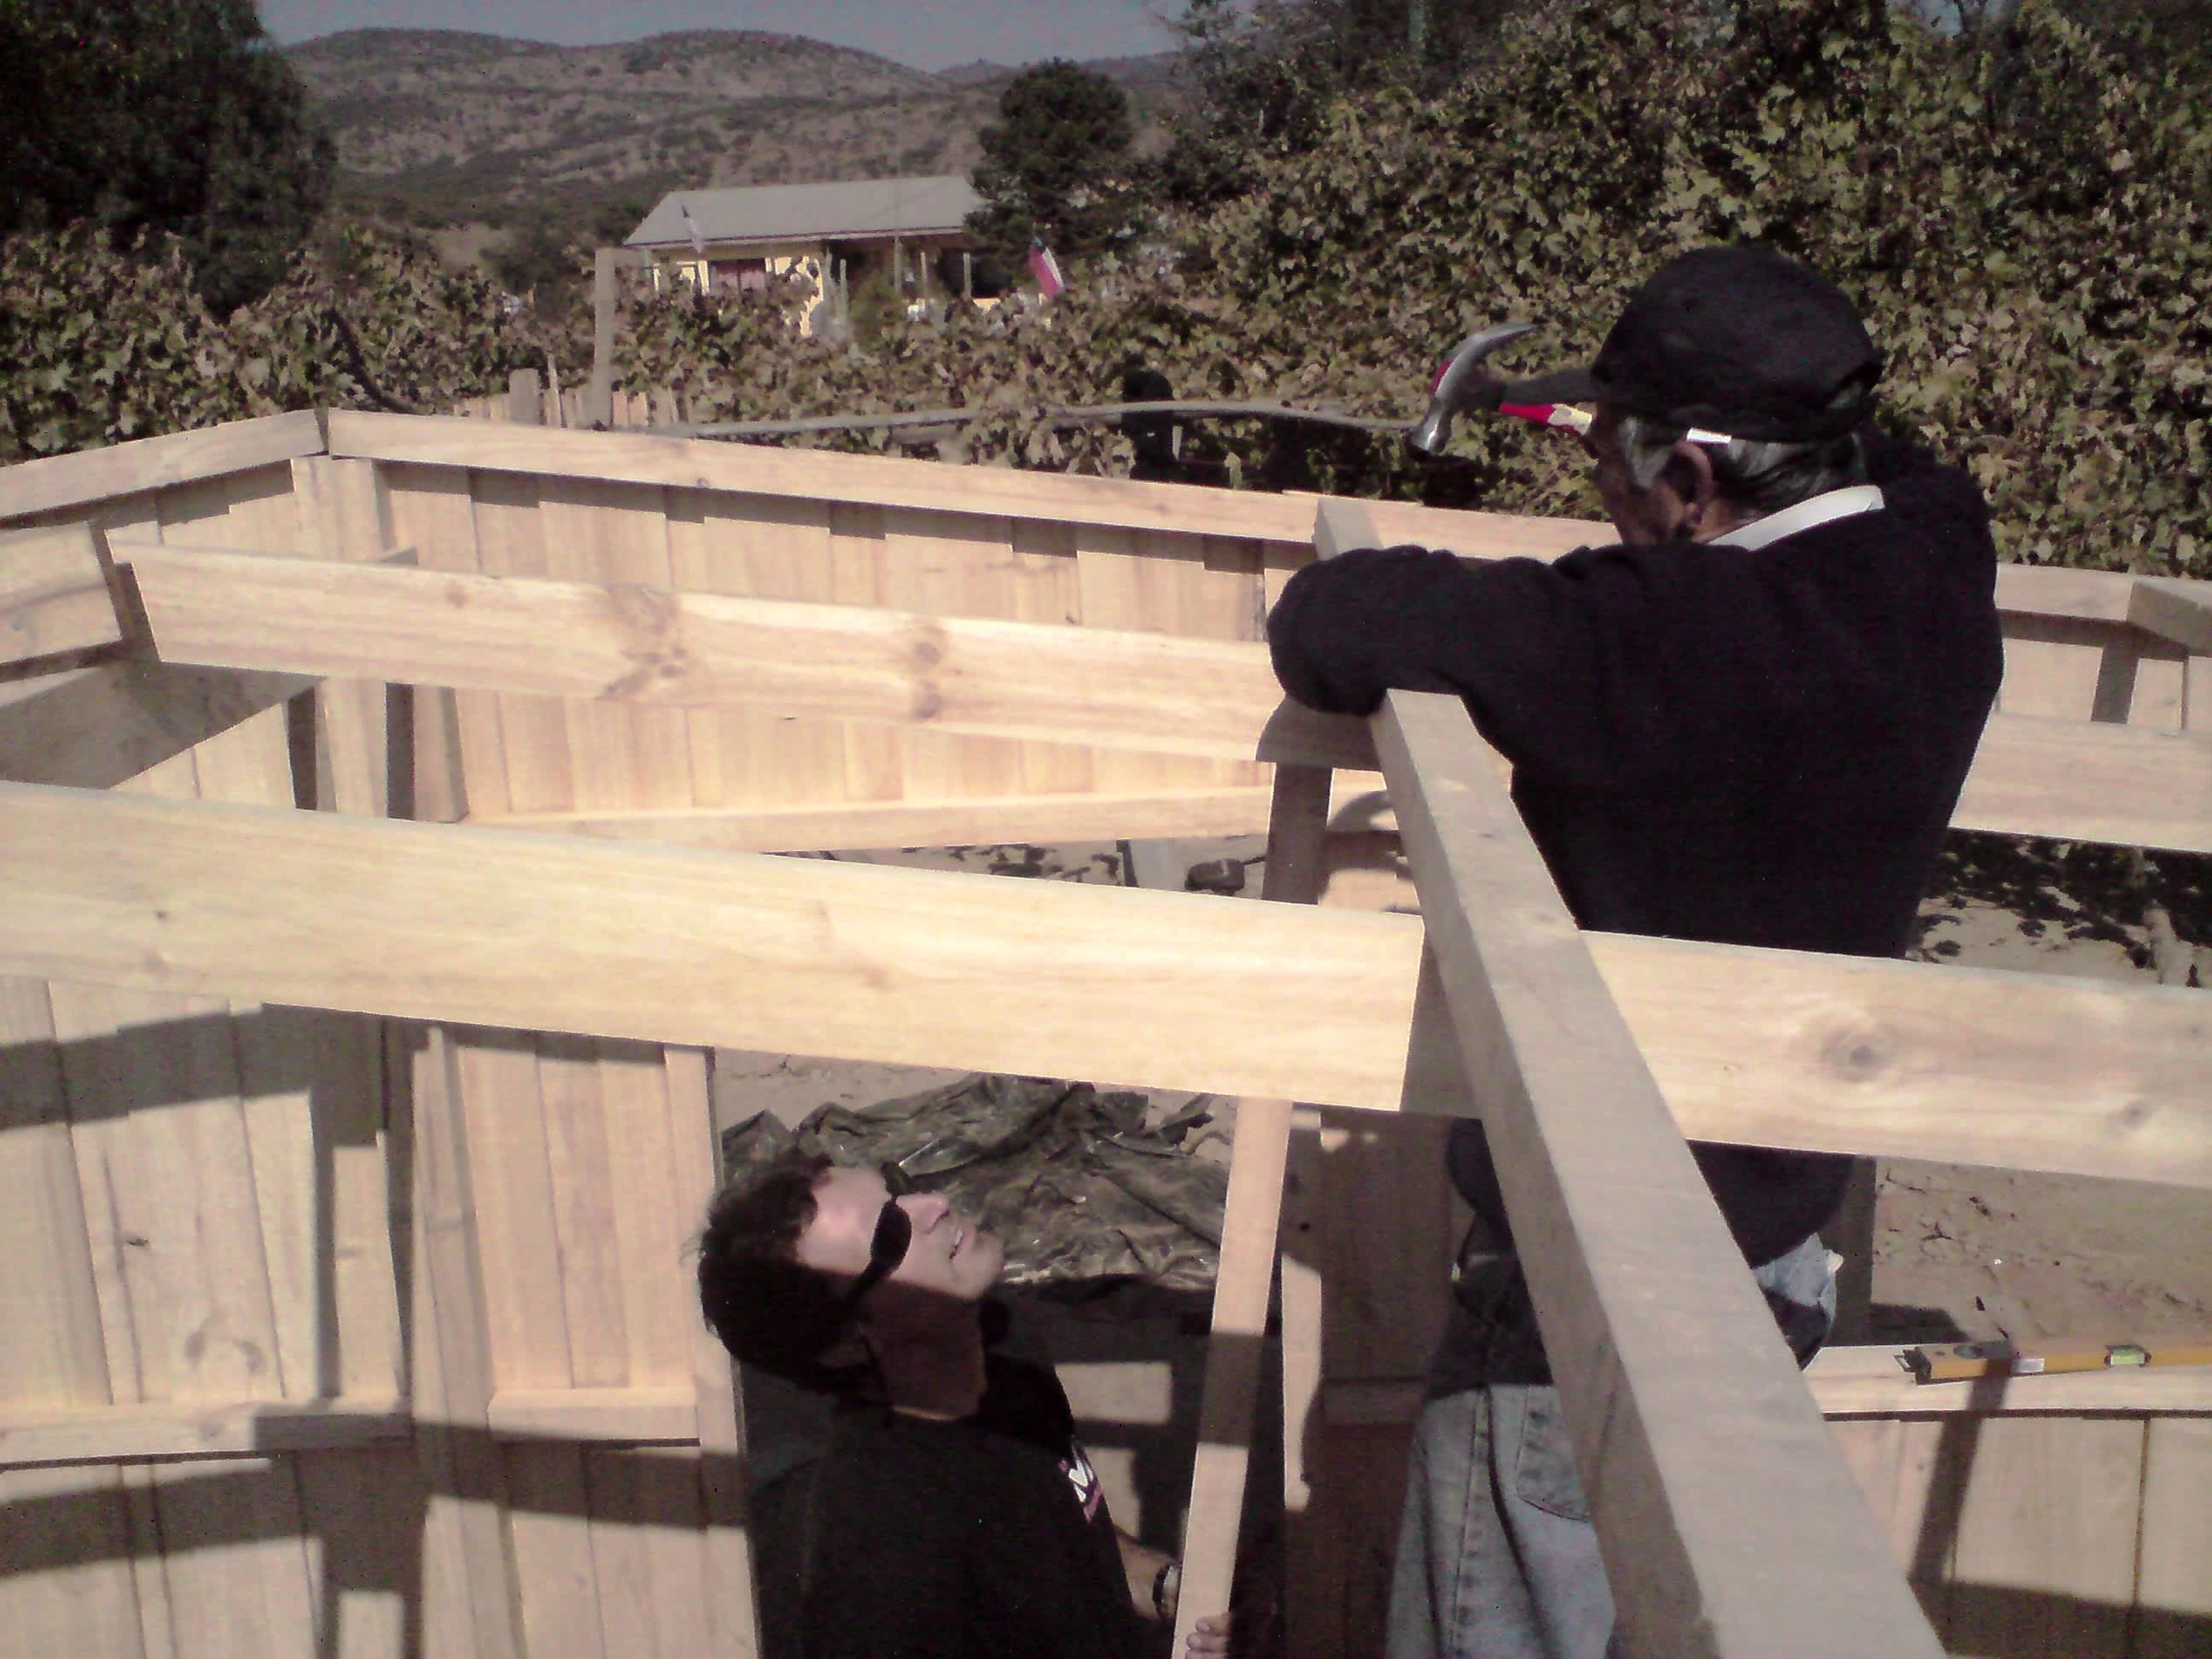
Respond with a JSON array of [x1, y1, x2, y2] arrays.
[[626, 175, 984, 250]]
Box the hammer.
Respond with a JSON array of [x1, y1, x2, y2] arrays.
[[1407, 319, 1539, 456]]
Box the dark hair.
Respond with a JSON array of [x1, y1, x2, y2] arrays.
[[696, 1150, 870, 1394]]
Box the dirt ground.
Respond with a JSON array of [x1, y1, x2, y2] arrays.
[[713, 833, 2212, 1354], [1868, 877, 2212, 1348]]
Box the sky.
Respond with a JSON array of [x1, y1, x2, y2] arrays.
[[257, 0, 1186, 71]]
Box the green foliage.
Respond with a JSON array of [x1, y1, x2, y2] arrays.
[[0, 0, 333, 313], [7, 0, 2206, 580], [0, 224, 579, 463], [968, 61, 1146, 260]]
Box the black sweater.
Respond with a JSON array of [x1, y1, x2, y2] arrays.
[[1267, 433, 2004, 1266]]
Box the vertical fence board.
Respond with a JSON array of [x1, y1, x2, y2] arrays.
[[667, 489, 851, 812], [294, 1446, 420, 1659], [537, 478, 693, 812], [2136, 1416, 2212, 1659], [388, 465, 513, 818], [538, 1038, 632, 1390], [0, 1463, 148, 1658], [0, 976, 110, 1409], [469, 471, 575, 815]]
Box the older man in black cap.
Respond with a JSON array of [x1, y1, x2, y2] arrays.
[[1267, 246, 2004, 1659]]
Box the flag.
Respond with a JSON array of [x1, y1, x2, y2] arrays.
[[1027, 242, 1066, 297], [680, 200, 707, 258]]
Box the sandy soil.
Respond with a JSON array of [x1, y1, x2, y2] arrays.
[[1868, 893, 2212, 1347]]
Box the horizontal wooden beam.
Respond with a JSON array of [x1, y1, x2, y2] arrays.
[[119, 542, 1281, 761], [0, 411, 325, 523], [1372, 687, 1941, 1658], [114, 541, 2212, 852], [1805, 1345, 2212, 1417], [0, 1395, 407, 1469], [1321, 1354, 2212, 1424], [1, 522, 122, 670], [0, 660, 315, 789], [486, 1386, 696, 1443], [329, 410, 1321, 544], [1951, 712, 2212, 852], [488, 787, 1278, 852], [0, 783, 2203, 1189], [2131, 575, 2212, 656]]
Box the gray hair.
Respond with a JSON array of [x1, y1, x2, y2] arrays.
[[1614, 412, 1868, 519]]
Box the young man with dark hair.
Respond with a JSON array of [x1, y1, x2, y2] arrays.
[[1267, 246, 2004, 1659], [697, 1150, 1234, 1659]]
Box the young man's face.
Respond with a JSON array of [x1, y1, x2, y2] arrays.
[[794, 1165, 1005, 1309]]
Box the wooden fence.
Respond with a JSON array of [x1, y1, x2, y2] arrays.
[[0, 410, 2207, 1656]]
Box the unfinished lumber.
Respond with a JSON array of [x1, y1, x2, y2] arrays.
[[0, 782, 2206, 1187], [2132, 575, 2212, 657], [408, 1025, 525, 1659], [668, 1046, 765, 1659], [0, 660, 312, 791], [108, 542, 2212, 851], [0, 1397, 407, 1469], [1805, 1345, 2212, 1417], [505, 786, 1279, 852], [0, 411, 325, 524], [1173, 764, 1332, 1655], [118, 542, 1281, 761], [329, 410, 1321, 544], [1372, 688, 1941, 1658], [0, 522, 123, 669]]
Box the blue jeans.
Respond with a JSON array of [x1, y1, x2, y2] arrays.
[[1384, 1234, 1837, 1659]]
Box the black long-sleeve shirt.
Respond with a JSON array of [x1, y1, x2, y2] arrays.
[[1267, 433, 2003, 1265]]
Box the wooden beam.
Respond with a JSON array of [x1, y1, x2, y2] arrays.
[[1950, 712, 2212, 853], [108, 541, 2212, 851], [0, 411, 325, 523], [118, 542, 1282, 762], [1, 523, 123, 670], [1994, 563, 2139, 625], [2131, 576, 2212, 657], [485, 1387, 696, 1443], [0, 783, 2203, 1188], [0, 1397, 407, 1470], [1372, 689, 1941, 1657], [0, 661, 314, 789], [1320, 1354, 2212, 1424], [329, 410, 1321, 544], [492, 787, 1278, 852], [1174, 765, 1332, 1655], [1806, 1345, 2212, 1417]]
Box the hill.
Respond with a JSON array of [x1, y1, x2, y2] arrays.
[[289, 29, 1185, 243]]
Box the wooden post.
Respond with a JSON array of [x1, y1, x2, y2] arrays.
[[508, 369, 543, 427], [1173, 762, 1335, 1653], [590, 247, 619, 430], [962, 250, 974, 302]]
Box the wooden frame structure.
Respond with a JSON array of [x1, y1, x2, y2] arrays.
[[2, 410, 2208, 1657]]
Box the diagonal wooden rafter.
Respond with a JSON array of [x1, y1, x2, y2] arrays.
[[1372, 687, 1944, 1657]]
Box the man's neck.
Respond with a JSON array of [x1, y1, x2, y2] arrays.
[[875, 1319, 989, 1420]]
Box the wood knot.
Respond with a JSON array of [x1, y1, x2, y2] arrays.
[[1819, 1027, 1889, 1082]]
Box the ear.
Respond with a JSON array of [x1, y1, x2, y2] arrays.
[[1663, 441, 1720, 537]]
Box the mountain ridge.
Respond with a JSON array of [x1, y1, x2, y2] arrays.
[[291, 27, 1183, 241]]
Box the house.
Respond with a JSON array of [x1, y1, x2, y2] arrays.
[[626, 174, 992, 331]]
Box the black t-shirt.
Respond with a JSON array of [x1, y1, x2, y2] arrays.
[[798, 1353, 1144, 1659], [1267, 431, 2003, 1265]]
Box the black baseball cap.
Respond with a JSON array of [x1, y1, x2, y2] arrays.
[[1502, 247, 1882, 442]]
